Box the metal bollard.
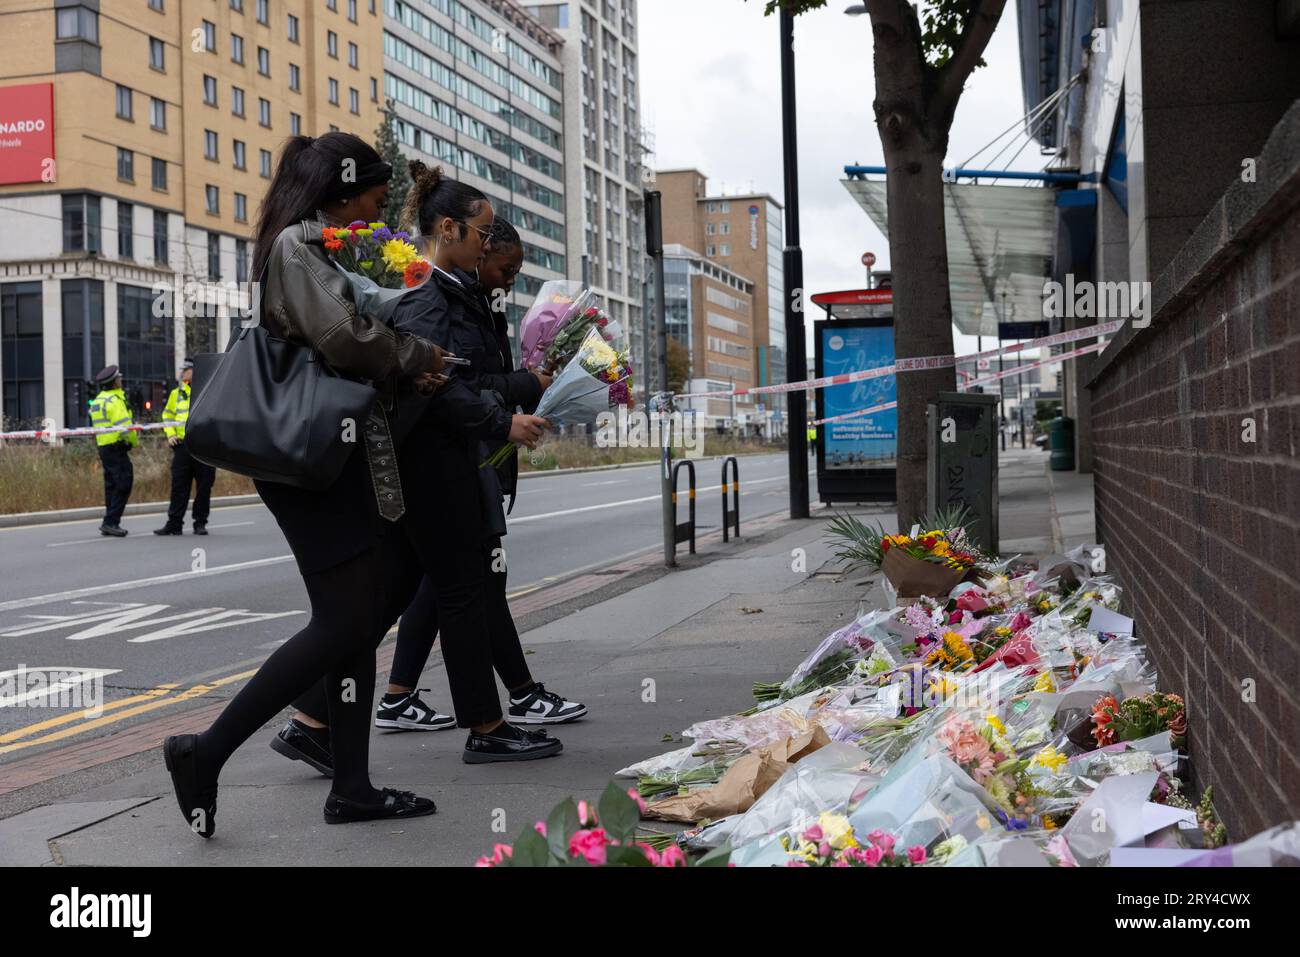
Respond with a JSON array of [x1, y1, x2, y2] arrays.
[[721, 455, 740, 542], [670, 459, 697, 556]]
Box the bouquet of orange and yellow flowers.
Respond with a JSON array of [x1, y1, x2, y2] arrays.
[[320, 220, 433, 325]]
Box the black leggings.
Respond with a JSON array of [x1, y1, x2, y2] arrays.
[[196, 539, 410, 802]]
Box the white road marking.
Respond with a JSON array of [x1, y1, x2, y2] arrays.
[[509, 475, 790, 525], [1, 600, 304, 643], [580, 480, 623, 487], [207, 521, 255, 529], [0, 554, 295, 613], [0, 666, 121, 708], [47, 536, 119, 548]]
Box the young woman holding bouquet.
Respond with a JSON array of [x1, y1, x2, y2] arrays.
[[272, 165, 565, 769], [163, 132, 449, 836], [274, 219, 587, 775]]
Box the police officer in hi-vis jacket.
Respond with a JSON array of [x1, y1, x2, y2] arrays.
[[89, 365, 137, 537], [155, 358, 216, 536]]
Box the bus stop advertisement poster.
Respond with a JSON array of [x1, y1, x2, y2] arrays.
[[815, 317, 897, 502]]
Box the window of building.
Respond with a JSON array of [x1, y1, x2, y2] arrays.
[[234, 193, 247, 223], [153, 210, 168, 263], [208, 233, 221, 279], [204, 130, 218, 161], [233, 139, 246, 170], [201, 20, 216, 52], [148, 0, 164, 11], [149, 37, 165, 70], [62, 194, 100, 254], [203, 74, 217, 106], [719, 244, 731, 257], [348, 41, 358, 69], [347, 0, 357, 22], [369, 77, 378, 101], [259, 149, 272, 177], [115, 85, 132, 120], [720, 201, 730, 213], [62, 279, 106, 425], [257, 46, 269, 76], [205, 185, 219, 215], [236, 239, 249, 282], [117, 202, 133, 258], [290, 112, 301, 135], [326, 0, 337, 10], [230, 0, 243, 12], [289, 64, 300, 92], [705, 224, 715, 236], [706, 202, 715, 213], [256, 0, 268, 25], [231, 33, 244, 64], [1, 282, 45, 426], [706, 244, 715, 257], [117, 283, 171, 415], [349, 88, 359, 114], [150, 97, 165, 130], [719, 222, 730, 235], [151, 157, 167, 190], [287, 13, 299, 42], [116, 147, 133, 182], [232, 86, 245, 117], [258, 98, 271, 127], [56, 5, 98, 42], [327, 31, 338, 58], [328, 78, 338, 105]]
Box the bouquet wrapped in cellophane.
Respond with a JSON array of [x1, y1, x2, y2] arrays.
[[320, 220, 432, 323], [518, 280, 625, 373], [482, 326, 634, 468]]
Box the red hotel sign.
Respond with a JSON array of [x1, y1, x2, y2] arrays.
[[0, 83, 55, 185]]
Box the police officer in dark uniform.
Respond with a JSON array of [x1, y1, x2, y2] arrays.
[[89, 365, 137, 537], [155, 358, 217, 536]]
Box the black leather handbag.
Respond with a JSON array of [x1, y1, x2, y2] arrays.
[[187, 277, 376, 489]]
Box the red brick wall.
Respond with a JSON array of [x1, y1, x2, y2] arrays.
[[1089, 206, 1300, 839]]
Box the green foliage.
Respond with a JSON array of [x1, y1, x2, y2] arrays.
[[825, 503, 975, 571], [666, 337, 691, 394], [374, 99, 412, 228]]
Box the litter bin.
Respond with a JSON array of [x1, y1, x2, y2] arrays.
[[1049, 415, 1075, 471]]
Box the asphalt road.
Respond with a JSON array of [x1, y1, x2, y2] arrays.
[[0, 452, 817, 752]]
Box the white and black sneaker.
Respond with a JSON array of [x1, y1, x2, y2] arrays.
[[375, 689, 457, 731], [507, 682, 587, 724]]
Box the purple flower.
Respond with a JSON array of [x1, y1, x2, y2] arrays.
[[373, 226, 394, 243]]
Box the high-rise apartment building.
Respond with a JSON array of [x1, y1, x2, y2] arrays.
[[382, 0, 568, 336], [0, 0, 384, 429], [654, 242, 756, 429], [525, 1, 646, 371], [655, 168, 786, 429]]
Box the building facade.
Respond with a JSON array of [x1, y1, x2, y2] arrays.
[[0, 0, 385, 429], [652, 242, 755, 430], [654, 167, 785, 429], [524, 1, 645, 380], [382, 0, 568, 337]]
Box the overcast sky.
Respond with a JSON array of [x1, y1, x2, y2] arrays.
[[639, 0, 1044, 355]]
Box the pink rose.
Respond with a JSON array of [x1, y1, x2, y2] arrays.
[[876, 833, 896, 856], [576, 800, 596, 826], [818, 842, 832, 858], [626, 787, 648, 815], [1010, 611, 1033, 632], [786, 859, 809, 867], [533, 821, 547, 837], [907, 845, 927, 864], [955, 591, 988, 613], [802, 823, 824, 843], [634, 842, 661, 866], [568, 828, 610, 866], [866, 828, 886, 845], [948, 611, 963, 625], [658, 845, 687, 868], [861, 845, 884, 867]]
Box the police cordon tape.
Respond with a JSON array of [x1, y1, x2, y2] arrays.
[[810, 340, 1108, 426], [0, 421, 184, 441], [674, 318, 1125, 401]]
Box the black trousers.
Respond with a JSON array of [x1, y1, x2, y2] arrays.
[[98, 443, 133, 526], [386, 536, 532, 693], [292, 423, 502, 729], [166, 441, 216, 527]]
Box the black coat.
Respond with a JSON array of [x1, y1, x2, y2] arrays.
[[391, 269, 542, 528]]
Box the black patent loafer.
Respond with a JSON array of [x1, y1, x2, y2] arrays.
[[162, 734, 218, 838], [269, 719, 334, 777], [463, 725, 563, 764], [323, 788, 437, 824]]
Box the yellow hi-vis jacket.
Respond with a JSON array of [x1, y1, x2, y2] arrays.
[[89, 388, 138, 447], [163, 382, 191, 440]]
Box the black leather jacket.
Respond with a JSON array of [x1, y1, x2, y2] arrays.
[[257, 217, 437, 520]]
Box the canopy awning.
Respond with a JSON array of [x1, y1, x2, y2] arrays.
[[841, 178, 1057, 337]]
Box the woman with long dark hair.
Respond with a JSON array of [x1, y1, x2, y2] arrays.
[[162, 132, 446, 836], [272, 218, 585, 776]]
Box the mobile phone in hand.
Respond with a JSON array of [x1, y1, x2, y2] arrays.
[[441, 355, 471, 366]]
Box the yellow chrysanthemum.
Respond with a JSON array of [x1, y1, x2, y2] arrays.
[[1031, 745, 1068, 773], [1032, 671, 1056, 694], [943, 632, 974, 661], [380, 238, 421, 273], [985, 714, 1006, 736]]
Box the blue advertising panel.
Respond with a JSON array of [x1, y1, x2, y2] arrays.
[[820, 324, 896, 468]]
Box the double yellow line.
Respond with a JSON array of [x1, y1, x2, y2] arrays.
[[0, 668, 258, 755]]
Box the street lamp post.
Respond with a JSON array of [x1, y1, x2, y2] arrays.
[[780, 7, 809, 520]]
